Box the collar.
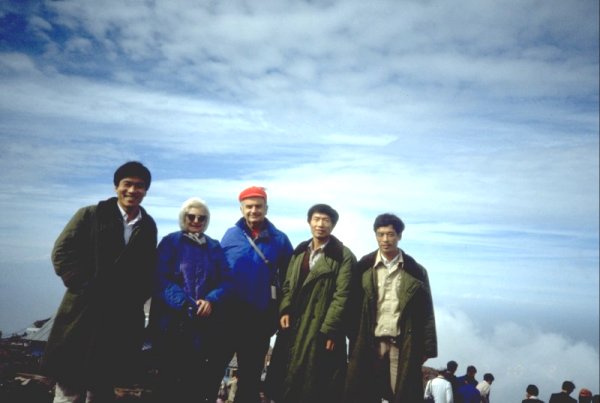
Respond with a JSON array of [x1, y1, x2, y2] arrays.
[[117, 203, 142, 224], [183, 232, 207, 245], [374, 249, 403, 270], [308, 239, 329, 253]]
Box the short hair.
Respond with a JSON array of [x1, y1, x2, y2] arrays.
[[562, 381, 575, 393], [113, 161, 151, 190], [307, 204, 339, 226], [483, 373, 495, 382], [446, 360, 458, 372], [526, 384, 539, 396], [467, 365, 477, 374], [179, 197, 210, 232], [373, 213, 405, 234]]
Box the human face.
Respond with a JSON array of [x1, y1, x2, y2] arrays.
[[115, 176, 147, 213], [240, 197, 267, 229], [184, 207, 208, 234], [309, 212, 334, 242], [375, 225, 401, 259]]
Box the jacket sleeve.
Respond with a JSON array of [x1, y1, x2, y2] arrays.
[[279, 253, 297, 316], [204, 242, 233, 305], [51, 206, 94, 290], [421, 266, 438, 359], [156, 235, 192, 311], [275, 234, 294, 289], [320, 248, 356, 338]]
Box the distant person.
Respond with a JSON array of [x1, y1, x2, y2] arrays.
[[424, 370, 454, 403], [43, 161, 157, 403], [457, 365, 478, 387], [476, 373, 494, 403], [579, 388, 593, 403], [267, 204, 356, 403], [220, 186, 293, 403], [523, 384, 544, 402], [445, 360, 460, 401], [149, 197, 232, 402], [549, 381, 577, 403], [456, 382, 480, 403], [345, 213, 438, 403]]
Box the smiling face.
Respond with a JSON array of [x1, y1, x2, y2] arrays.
[[240, 197, 267, 229], [115, 176, 147, 215], [184, 206, 208, 234]]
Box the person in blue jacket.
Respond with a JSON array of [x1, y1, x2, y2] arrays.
[[150, 197, 232, 403], [220, 186, 293, 403]]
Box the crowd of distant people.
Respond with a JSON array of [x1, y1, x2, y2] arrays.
[[424, 360, 599, 403]]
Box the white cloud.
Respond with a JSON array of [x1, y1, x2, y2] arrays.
[[428, 307, 600, 402]]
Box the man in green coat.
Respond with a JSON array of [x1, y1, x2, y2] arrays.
[[267, 204, 356, 403], [345, 213, 437, 403], [43, 161, 157, 402]]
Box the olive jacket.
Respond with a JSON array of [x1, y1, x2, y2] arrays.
[[42, 197, 157, 387], [344, 249, 437, 403], [267, 235, 356, 403]]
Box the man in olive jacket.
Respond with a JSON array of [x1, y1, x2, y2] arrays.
[[345, 213, 437, 403], [267, 204, 356, 403], [43, 161, 157, 402]]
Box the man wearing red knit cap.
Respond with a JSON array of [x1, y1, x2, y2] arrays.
[[220, 186, 293, 403]]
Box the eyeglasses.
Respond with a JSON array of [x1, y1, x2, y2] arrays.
[[186, 214, 207, 223]]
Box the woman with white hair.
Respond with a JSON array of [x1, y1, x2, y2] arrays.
[[150, 197, 232, 403]]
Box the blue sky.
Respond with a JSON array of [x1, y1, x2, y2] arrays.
[[1, 1, 598, 400]]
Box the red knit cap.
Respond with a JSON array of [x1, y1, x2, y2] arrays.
[[238, 186, 267, 201]]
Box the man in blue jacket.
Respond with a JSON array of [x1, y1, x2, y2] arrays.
[[221, 186, 293, 403]]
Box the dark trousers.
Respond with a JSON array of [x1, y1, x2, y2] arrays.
[[224, 307, 273, 403], [154, 321, 227, 403]]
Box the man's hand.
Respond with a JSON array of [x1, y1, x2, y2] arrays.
[[195, 299, 212, 317], [280, 314, 290, 329], [325, 338, 335, 351]]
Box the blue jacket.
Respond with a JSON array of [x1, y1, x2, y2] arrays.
[[151, 231, 232, 334], [221, 218, 293, 311]]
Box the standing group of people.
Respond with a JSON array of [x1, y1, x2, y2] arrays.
[[424, 361, 495, 403], [41, 161, 438, 403], [533, 381, 600, 403]]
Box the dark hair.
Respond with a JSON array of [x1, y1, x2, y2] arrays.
[[447, 360, 458, 372], [526, 384, 539, 396], [483, 373, 495, 382], [562, 381, 575, 393], [113, 161, 151, 190], [467, 365, 477, 374], [373, 213, 405, 234], [307, 204, 339, 226]]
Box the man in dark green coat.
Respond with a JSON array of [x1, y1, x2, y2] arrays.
[[43, 161, 157, 402], [267, 204, 356, 403], [345, 213, 437, 403]]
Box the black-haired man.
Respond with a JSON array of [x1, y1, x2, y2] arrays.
[[268, 204, 356, 403], [549, 381, 577, 403], [43, 161, 157, 402], [345, 213, 437, 403]]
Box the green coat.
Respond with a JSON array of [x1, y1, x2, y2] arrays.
[[42, 197, 157, 387], [267, 236, 356, 403], [345, 250, 437, 403]]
